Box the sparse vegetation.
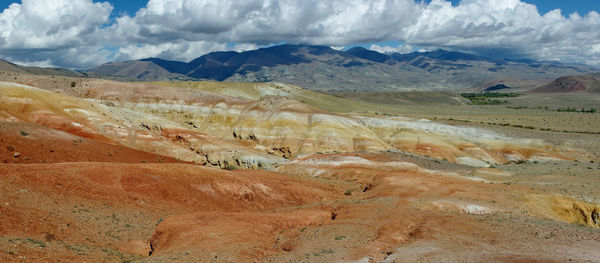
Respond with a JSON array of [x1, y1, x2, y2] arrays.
[[313, 248, 335, 256], [556, 107, 597, 113], [461, 92, 519, 105], [223, 165, 237, 170], [508, 105, 597, 113]]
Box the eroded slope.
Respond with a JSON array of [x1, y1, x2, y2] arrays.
[[1, 79, 599, 262], [0, 80, 566, 167]]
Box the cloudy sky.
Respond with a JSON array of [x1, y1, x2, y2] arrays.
[[0, 0, 599, 69]]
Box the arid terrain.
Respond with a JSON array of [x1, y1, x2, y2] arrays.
[[1, 72, 600, 262]]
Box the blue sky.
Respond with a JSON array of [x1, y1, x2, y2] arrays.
[[522, 0, 599, 15], [1, 0, 600, 68]]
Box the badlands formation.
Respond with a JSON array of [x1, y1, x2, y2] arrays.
[[1, 76, 599, 262]]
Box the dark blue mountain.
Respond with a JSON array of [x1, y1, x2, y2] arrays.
[[139, 58, 192, 75], [345, 47, 392, 63]]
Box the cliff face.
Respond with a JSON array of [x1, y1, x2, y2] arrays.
[[0, 81, 566, 169]]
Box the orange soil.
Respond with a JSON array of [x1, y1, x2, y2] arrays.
[[0, 162, 340, 262], [1, 151, 599, 262], [0, 122, 183, 164]]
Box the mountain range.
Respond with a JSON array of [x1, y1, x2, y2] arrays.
[[86, 44, 598, 92]]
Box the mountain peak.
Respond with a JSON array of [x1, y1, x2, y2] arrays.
[[345, 46, 391, 63]]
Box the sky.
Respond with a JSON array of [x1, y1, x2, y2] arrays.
[[0, 0, 599, 69]]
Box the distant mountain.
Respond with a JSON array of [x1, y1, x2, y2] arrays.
[[534, 73, 600, 93], [86, 60, 189, 80], [345, 47, 394, 63], [86, 44, 599, 91], [0, 59, 84, 78]]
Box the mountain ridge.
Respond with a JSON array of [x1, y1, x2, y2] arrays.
[[2, 45, 598, 92], [85, 44, 598, 91]]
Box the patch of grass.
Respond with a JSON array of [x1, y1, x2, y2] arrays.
[[506, 105, 528, 109], [19, 130, 29, 136], [25, 238, 46, 248], [556, 107, 597, 113], [461, 92, 519, 105], [334, 235, 346, 240], [461, 92, 520, 99]]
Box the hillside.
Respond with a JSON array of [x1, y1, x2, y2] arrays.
[[86, 60, 190, 81], [0, 59, 84, 77], [331, 91, 470, 105], [86, 45, 598, 92], [534, 72, 600, 93]]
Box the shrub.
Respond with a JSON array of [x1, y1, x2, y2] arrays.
[[223, 165, 237, 170]]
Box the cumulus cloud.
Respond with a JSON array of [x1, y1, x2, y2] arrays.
[[0, 0, 600, 68], [403, 0, 600, 65], [0, 0, 113, 68]]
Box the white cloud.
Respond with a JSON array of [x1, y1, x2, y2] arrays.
[[8, 59, 55, 68], [230, 43, 259, 53], [0, 0, 600, 68], [0, 0, 113, 68], [370, 44, 414, 54], [114, 41, 227, 62]]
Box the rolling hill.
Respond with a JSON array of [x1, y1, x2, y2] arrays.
[[86, 44, 598, 92], [0, 59, 84, 77], [534, 72, 600, 93]]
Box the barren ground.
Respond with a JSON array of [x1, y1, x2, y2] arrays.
[[1, 72, 599, 262]]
